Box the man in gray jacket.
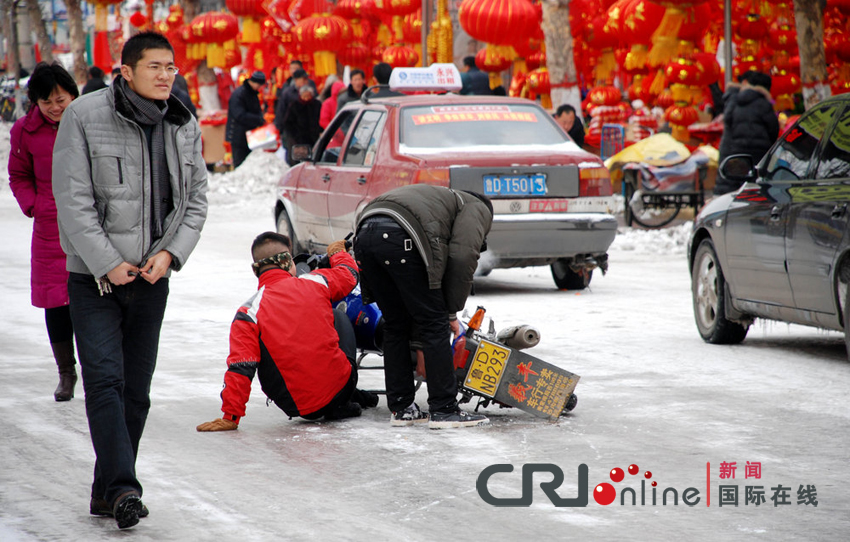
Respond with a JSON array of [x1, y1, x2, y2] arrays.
[[354, 185, 493, 429], [52, 32, 208, 530]]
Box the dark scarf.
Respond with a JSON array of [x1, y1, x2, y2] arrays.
[[114, 77, 171, 239]]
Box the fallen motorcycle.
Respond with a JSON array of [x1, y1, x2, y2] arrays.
[[295, 251, 580, 420]]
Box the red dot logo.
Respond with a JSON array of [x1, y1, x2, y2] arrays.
[[593, 483, 616, 505], [610, 467, 624, 483], [644, 471, 652, 479], [628, 464, 639, 475], [651, 481, 657, 487]]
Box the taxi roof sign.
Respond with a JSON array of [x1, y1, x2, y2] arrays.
[[389, 63, 462, 93]]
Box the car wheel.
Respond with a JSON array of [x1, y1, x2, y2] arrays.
[[551, 259, 593, 290], [691, 239, 748, 344], [276, 209, 301, 254]]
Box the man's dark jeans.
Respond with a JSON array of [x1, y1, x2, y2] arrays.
[[68, 272, 168, 506], [354, 219, 458, 415]]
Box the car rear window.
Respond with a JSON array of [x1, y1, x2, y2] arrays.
[[399, 103, 567, 149]]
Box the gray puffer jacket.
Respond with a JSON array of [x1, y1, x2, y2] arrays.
[[356, 184, 493, 314], [53, 84, 208, 279]]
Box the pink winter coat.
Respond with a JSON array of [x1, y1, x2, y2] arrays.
[[320, 81, 346, 129], [9, 106, 69, 309]]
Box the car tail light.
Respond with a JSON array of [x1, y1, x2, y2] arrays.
[[579, 166, 613, 197], [413, 168, 450, 185]]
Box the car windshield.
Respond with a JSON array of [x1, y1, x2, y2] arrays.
[[399, 103, 568, 151]]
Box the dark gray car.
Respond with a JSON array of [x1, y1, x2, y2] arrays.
[[689, 94, 850, 358]]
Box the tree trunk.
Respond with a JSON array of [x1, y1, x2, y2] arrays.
[[65, 0, 87, 84], [541, 0, 582, 118], [1, 0, 21, 80], [26, 0, 53, 64], [793, 0, 830, 109]]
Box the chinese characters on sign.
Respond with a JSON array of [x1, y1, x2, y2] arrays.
[[711, 461, 817, 507]]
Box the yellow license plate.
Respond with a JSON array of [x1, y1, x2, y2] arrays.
[[464, 339, 510, 397]]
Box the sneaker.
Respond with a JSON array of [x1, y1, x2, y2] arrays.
[[428, 409, 489, 430], [113, 492, 143, 530], [90, 497, 149, 518], [390, 402, 429, 426]]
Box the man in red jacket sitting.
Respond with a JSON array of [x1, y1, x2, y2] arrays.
[[197, 232, 377, 431]]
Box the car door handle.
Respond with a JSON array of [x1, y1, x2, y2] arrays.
[[832, 203, 847, 218], [321, 174, 331, 183], [357, 176, 367, 184], [770, 205, 782, 221]]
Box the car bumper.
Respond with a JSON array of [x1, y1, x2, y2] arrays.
[[486, 212, 618, 267]]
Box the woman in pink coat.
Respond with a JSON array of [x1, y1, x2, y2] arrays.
[[319, 78, 346, 129], [8, 62, 80, 401]]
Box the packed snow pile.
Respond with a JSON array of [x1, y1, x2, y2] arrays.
[[611, 221, 693, 255], [205, 149, 288, 205]]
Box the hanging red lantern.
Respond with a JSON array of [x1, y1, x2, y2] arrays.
[[587, 85, 621, 106], [190, 12, 240, 68], [526, 67, 552, 109], [295, 14, 352, 76], [735, 13, 769, 41], [525, 50, 546, 71], [225, 0, 268, 43], [664, 102, 699, 142], [339, 43, 372, 69], [130, 12, 147, 28], [475, 47, 512, 72], [459, 0, 539, 53], [382, 44, 419, 67], [664, 57, 701, 86]]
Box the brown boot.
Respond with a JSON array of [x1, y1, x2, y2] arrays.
[[51, 340, 77, 402]]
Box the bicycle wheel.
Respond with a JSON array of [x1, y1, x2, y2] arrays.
[[628, 190, 682, 229]]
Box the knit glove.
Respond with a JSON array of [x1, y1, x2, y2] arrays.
[[327, 240, 347, 256], [196, 418, 238, 432]]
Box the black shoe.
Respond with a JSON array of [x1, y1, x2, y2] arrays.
[[390, 402, 429, 426], [113, 492, 143, 530], [352, 388, 379, 409], [428, 409, 489, 430], [90, 497, 149, 518], [325, 401, 362, 420]]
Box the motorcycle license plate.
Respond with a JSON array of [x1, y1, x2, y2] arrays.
[[464, 339, 510, 398]]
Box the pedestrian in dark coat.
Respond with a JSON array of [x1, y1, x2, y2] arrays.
[[8, 61, 79, 402], [354, 185, 494, 429], [715, 71, 780, 195], [282, 85, 322, 165], [460, 56, 492, 95], [81, 66, 108, 95], [226, 71, 267, 168]]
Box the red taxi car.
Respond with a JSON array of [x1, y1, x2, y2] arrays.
[[275, 69, 617, 289]]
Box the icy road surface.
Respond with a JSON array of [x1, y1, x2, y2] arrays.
[[1, 147, 849, 541]]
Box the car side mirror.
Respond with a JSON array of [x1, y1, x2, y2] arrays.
[[719, 154, 757, 183], [291, 144, 313, 163]]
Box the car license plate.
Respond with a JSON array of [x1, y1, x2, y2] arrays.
[[483, 174, 547, 196], [463, 339, 510, 398]]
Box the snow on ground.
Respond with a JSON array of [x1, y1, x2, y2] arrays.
[[2, 124, 849, 541]]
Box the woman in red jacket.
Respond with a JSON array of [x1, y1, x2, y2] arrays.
[[8, 62, 79, 401]]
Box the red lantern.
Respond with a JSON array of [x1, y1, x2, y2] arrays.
[[772, 71, 801, 97], [382, 44, 419, 67], [190, 12, 240, 68], [664, 58, 701, 86], [475, 48, 512, 72], [130, 12, 147, 28], [735, 13, 769, 41], [587, 85, 622, 106], [458, 0, 539, 48], [225, 0, 268, 43], [526, 67, 550, 94], [525, 50, 545, 71], [664, 102, 699, 141], [296, 14, 352, 76], [339, 43, 372, 68]]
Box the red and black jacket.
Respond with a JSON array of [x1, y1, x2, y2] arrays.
[[220, 252, 359, 422]]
